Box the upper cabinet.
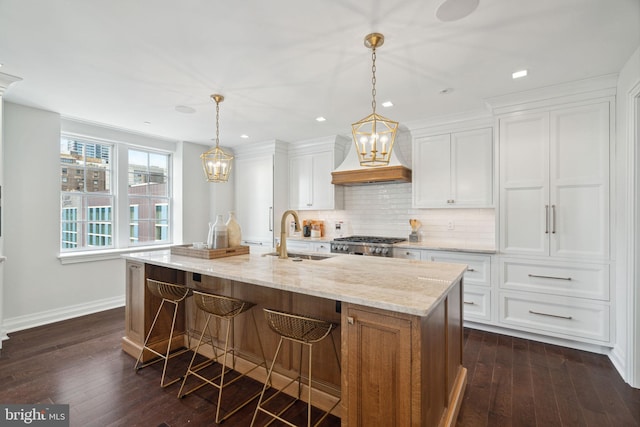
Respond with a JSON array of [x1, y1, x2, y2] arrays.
[[499, 101, 611, 260], [289, 135, 348, 210], [412, 127, 493, 208]]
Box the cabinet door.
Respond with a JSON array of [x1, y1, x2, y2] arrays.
[[124, 261, 145, 346], [289, 154, 312, 209], [412, 134, 451, 207], [451, 128, 493, 206], [549, 102, 609, 259], [235, 155, 274, 246], [343, 305, 413, 426], [499, 112, 550, 255], [310, 151, 335, 209]]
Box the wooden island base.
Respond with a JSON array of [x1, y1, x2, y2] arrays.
[[123, 254, 467, 426]]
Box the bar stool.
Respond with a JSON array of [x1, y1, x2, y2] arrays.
[[178, 291, 269, 424], [134, 279, 192, 388], [251, 309, 340, 427]]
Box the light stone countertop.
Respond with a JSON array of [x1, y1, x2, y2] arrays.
[[123, 249, 466, 317], [393, 241, 497, 254]]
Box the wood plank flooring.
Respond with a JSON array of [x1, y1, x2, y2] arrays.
[[0, 308, 638, 426]]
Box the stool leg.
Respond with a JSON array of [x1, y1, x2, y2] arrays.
[[251, 336, 285, 427], [251, 309, 271, 386], [159, 299, 181, 387], [307, 343, 313, 427], [134, 298, 167, 371], [214, 316, 233, 423], [178, 313, 213, 398]]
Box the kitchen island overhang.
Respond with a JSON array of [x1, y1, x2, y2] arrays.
[[122, 249, 467, 426]]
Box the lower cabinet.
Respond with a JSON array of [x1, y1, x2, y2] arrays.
[[498, 257, 611, 345], [341, 281, 465, 427], [286, 239, 331, 253]]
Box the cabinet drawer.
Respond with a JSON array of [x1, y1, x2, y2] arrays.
[[393, 248, 422, 260], [286, 240, 312, 252], [313, 242, 331, 253], [426, 252, 491, 287], [499, 292, 609, 342], [463, 285, 491, 321], [500, 259, 609, 300]]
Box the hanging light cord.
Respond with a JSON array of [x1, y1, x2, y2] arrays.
[[371, 47, 377, 115], [214, 99, 220, 148]]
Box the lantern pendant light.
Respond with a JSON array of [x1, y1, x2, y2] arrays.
[[201, 94, 233, 183], [351, 33, 399, 167]]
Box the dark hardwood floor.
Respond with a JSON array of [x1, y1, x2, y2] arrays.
[[0, 308, 638, 426]]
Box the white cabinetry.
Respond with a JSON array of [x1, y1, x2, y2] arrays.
[[413, 127, 493, 208], [499, 101, 610, 260], [393, 248, 494, 323], [289, 136, 348, 210], [286, 239, 331, 253], [425, 251, 492, 322], [496, 95, 613, 346], [498, 257, 611, 344], [234, 140, 288, 248]]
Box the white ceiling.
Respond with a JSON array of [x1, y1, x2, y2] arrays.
[[0, 0, 638, 148]]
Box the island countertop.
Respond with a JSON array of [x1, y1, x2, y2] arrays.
[[123, 249, 466, 317]]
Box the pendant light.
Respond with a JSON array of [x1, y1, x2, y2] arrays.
[[351, 33, 398, 167], [201, 94, 233, 183]]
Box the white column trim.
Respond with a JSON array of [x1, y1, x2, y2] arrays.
[[625, 78, 640, 388]]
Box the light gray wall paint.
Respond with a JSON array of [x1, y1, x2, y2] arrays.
[[2, 102, 212, 330]]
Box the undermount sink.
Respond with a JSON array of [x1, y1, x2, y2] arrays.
[[264, 252, 331, 261]]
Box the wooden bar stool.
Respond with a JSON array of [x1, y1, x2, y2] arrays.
[[178, 291, 269, 424], [134, 279, 193, 387], [251, 308, 340, 427]]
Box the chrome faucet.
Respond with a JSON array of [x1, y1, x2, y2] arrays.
[[277, 210, 301, 259]]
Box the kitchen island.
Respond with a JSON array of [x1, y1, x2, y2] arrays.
[[122, 249, 467, 426]]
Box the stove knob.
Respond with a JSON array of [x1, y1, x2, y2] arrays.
[[382, 248, 389, 255], [331, 244, 338, 251], [375, 247, 382, 254], [341, 245, 348, 251]]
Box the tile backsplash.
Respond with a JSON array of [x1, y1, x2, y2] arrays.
[[294, 183, 496, 250]]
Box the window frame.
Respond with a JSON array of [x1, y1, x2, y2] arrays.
[[58, 133, 174, 263]]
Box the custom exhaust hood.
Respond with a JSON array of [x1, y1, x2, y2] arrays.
[[331, 129, 412, 185]]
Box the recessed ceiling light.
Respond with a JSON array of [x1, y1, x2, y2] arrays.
[[316, 116, 326, 122], [143, 121, 151, 125], [382, 101, 393, 108], [175, 105, 196, 114], [512, 69, 528, 79], [240, 134, 249, 139], [439, 88, 454, 95]]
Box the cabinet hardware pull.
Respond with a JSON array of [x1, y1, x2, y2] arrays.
[[529, 310, 572, 320], [466, 268, 476, 272], [463, 301, 475, 305], [129, 265, 139, 270], [545, 205, 549, 234], [528, 274, 572, 281], [306, 203, 312, 207], [347, 316, 354, 325], [244, 240, 263, 246], [269, 207, 273, 232], [552, 204, 556, 234]]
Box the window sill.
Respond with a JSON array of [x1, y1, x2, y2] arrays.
[[58, 244, 173, 265]]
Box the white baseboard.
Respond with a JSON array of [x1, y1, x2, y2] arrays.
[[2, 296, 125, 334], [608, 345, 628, 384]]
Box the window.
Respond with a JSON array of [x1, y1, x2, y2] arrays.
[[60, 136, 172, 252], [128, 150, 171, 245], [60, 137, 113, 251]]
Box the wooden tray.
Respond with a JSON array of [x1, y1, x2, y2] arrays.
[[170, 244, 250, 259]]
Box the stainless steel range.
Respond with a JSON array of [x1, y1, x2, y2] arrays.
[[330, 235, 406, 257]]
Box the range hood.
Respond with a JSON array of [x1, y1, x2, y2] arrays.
[[331, 130, 412, 185]]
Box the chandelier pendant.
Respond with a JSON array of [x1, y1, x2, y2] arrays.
[[351, 33, 399, 167], [201, 94, 234, 183]]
